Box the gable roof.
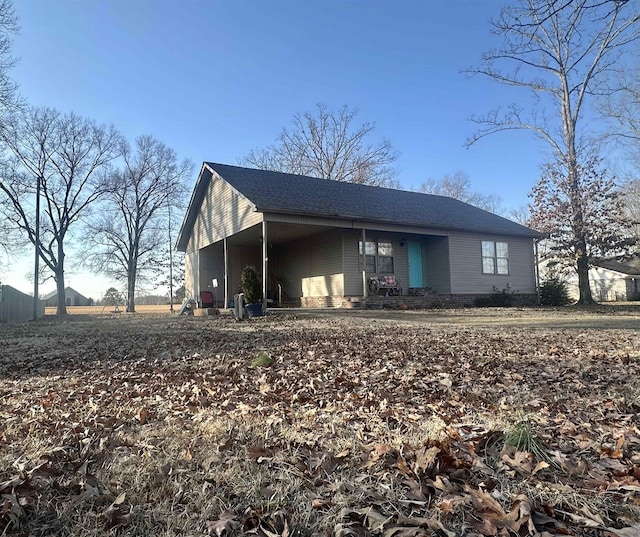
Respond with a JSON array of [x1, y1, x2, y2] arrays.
[[594, 257, 640, 276], [43, 287, 89, 300], [177, 162, 541, 250]]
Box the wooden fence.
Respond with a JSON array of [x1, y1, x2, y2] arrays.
[[0, 285, 44, 322]]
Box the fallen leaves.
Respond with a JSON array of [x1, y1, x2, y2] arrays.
[[0, 310, 639, 535], [207, 510, 241, 536]]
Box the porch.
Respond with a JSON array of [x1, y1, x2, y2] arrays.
[[190, 220, 452, 309]]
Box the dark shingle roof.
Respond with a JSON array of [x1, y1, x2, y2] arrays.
[[594, 257, 640, 276], [177, 163, 541, 250]]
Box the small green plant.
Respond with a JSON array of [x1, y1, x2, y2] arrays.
[[503, 416, 554, 466], [250, 352, 273, 368], [241, 265, 263, 305], [539, 277, 571, 306], [504, 418, 534, 450]]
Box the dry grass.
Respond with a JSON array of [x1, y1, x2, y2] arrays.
[[44, 304, 174, 316], [1, 307, 639, 536]]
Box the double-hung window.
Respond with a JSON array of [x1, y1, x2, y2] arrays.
[[359, 240, 377, 273], [359, 240, 395, 274], [377, 242, 394, 273], [482, 241, 509, 274]]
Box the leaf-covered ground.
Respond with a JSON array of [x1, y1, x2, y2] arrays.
[[1, 308, 639, 536]]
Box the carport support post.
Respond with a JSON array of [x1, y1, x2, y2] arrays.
[[262, 220, 268, 313], [223, 237, 228, 309], [361, 228, 367, 298]]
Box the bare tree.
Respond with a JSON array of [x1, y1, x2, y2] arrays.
[[0, 107, 121, 314], [466, 0, 640, 304], [599, 63, 640, 249], [419, 171, 503, 213], [242, 103, 399, 187], [0, 0, 20, 262], [508, 205, 532, 226], [83, 136, 192, 313], [0, 0, 18, 118], [602, 63, 640, 142]]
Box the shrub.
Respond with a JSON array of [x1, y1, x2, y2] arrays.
[[241, 265, 263, 305], [539, 277, 571, 306], [474, 286, 517, 307]]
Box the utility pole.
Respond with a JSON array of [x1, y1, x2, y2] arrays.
[[32, 175, 40, 320], [168, 201, 174, 314]]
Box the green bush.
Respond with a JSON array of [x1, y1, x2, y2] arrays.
[[241, 265, 263, 305], [539, 277, 571, 306]]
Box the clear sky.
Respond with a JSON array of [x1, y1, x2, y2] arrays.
[[2, 0, 567, 298]]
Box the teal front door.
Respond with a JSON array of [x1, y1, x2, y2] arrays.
[[408, 241, 423, 288]]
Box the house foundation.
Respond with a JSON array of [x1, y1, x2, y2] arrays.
[[294, 292, 538, 309]]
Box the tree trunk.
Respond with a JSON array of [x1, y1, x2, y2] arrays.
[[566, 136, 595, 306], [127, 260, 137, 313], [55, 246, 67, 315], [576, 251, 595, 305]]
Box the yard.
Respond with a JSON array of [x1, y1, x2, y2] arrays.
[[1, 307, 639, 536]]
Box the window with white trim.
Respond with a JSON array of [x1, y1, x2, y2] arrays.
[[359, 240, 395, 273], [482, 241, 509, 274], [359, 240, 377, 272], [377, 242, 394, 273]]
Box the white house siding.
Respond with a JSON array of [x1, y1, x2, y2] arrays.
[[423, 236, 451, 293], [448, 232, 536, 294], [590, 275, 628, 301], [274, 230, 344, 298], [567, 267, 637, 301], [187, 172, 262, 253]]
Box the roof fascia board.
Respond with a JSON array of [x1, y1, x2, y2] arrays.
[[176, 163, 262, 252], [205, 163, 259, 213], [176, 162, 210, 251], [593, 266, 640, 277], [262, 207, 540, 238]]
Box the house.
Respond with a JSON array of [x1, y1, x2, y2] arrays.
[[176, 163, 543, 309], [567, 258, 640, 302], [44, 287, 92, 307]]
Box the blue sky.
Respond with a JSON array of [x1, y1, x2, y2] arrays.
[[4, 0, 564, 297]]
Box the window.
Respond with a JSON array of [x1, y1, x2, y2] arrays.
[[359, 240, 377, 272], [482, 241, 509, 274], [377, 242, 394, 273], [359, 240, 395, 274]]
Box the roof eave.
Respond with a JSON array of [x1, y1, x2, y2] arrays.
[[258, 206, 542, 239]]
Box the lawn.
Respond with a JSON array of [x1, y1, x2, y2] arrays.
[[1, 307, 639, 536]]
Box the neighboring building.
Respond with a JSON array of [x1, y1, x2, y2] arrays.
[[176, 163, 542, 308], [567, 258, 640, 302], [1, 285, 44, 322], [44, 287, 92, 307]]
